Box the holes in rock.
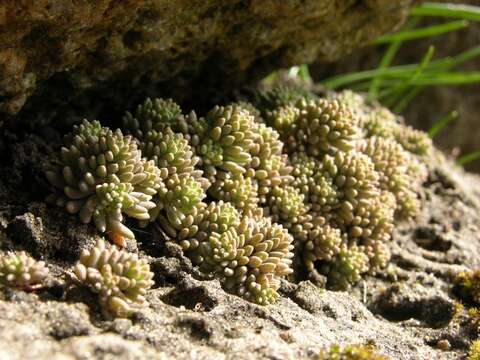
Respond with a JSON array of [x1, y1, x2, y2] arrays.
[[176, 316, 213, 341], [414, 227, 452, 252], [161, 286, 217, 312], [372, 286, 455, 327]]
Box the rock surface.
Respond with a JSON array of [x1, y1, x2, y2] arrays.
[[0, 127, 479, 359], [1, 0, 415, 121]]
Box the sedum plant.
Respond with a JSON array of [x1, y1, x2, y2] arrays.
[[74, 239, 154, 318], [49, 86, 431, 303], [0, 251, 49, 290], [286, 98, 360, 156], [45, 119, 163, 240], [192, 211, 294, 305]]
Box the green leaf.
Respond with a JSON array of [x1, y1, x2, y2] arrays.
[[298, 64, 312, 82], [457, 150, 480, 166], [428, 110, 459, 138], [368, 41, 402, 100], [321, 46, 480, 89], [411, 2, 480, 21], [374, 20, 468, 44], [408, 71, 480, 86], [391, 46, 435, 112]]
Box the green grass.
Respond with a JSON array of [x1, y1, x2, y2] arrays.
[[411, 2, 480, 21], [320, 2, 480, 111], [458, 150, 480, 166], [428, 110, 458, 138]]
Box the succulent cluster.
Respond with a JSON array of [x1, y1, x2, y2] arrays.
[[74, 239, 154, 317], [45, 119, 162, 240], [47, 87, 429, 303], [120, 99, 295, 305], [0, 251, 49, 289], [317, 344, 388, 360]]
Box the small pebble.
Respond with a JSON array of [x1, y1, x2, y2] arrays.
[[436, 339, 451, 351]]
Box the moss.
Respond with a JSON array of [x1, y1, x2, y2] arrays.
[[317, 344, 388, 360], [468, 340, 480, 360], [455, 270, 480, 305], [74, 239, 154, 318], [0, 251, 49, 290]]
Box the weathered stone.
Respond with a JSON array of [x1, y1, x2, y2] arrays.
[[1, 0, 415, 121]]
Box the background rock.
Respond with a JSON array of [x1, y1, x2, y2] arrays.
[[1, 0, 415, 125]]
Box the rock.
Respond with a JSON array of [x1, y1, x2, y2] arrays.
[[1, 0, 415, 121], [0, 131, 478, 359]]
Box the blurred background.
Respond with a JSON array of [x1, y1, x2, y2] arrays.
[[311, 0, 480, 172]]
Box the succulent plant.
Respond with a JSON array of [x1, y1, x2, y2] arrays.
[[320, 151, 380, 224], [122, 97, 183, 139], [250, 123, 293, 202], [302, 222, 343, 272], [196, 104, 257, 181], [74, 239, 154, 318], [254, 85, 313, 114], [192, 212, 294, 305], [140, 128, 200, 177], [392, 124, 432, 156], [208, 172, 259, 214], [326, 244, 369, 290], [48, 88, 432, 303], [265, 104, 300, 139], [286, 98, 360, 156], [45, 120, 164, 239], [317, 343, 388, 360], [155, 173, 209, 229], [0, 251, 49, 290], [266, 185, 309, 226], [358, 137, 420, 219]]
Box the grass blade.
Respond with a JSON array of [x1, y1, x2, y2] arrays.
[[369, 41, 402, 99], [392, 86, 424, 113], [411, 2, 480, 21], [457, 150, 480, 166], [390, 46, 435, 111], [321, 46, 480, 90], [408, 71, 480, 85], [298, 64, 311, 82], [368, 17, 422, 100], [374, 20, 468, 44], [428, 110, 459, 138]]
